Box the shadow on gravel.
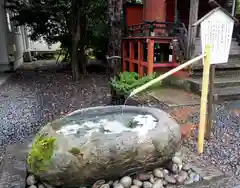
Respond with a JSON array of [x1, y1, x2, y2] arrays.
[[0, 63, 111, 156]]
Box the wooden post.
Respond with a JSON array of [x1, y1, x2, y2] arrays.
[[205, 64, 216, 139], [147, 39, 154, 75], [198, 45, 211, 154], [172, 39, 177, 64], [129, 41, 134, 72], [122, 40, 127, 71], [187, 0, 199, 59], [174, 0, 178, 22], [138, 40, 143, 76]]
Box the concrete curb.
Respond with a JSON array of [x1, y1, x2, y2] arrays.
[[0, 73, 11, 87]]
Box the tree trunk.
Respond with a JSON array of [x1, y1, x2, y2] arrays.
[[78, 45, 87, 75], [71, 0, 81, 81], [107, 0, 123, 75], [79, 14, 87, 75], [63, 51, 69, 62], [71, 40, 80, 80]]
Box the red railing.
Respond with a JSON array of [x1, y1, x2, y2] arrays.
[[122, 21, 188, 76], [122, 36, 179, 76]]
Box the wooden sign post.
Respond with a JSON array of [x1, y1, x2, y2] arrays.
[[198, 45, 211, 153], [193, 7, 236, 154], [206, 64, 216, 139]]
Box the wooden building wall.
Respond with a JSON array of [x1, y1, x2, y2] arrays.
[[143, 0, 166, 21], [177, 0, 232, 27], [166, 0, 176, 22], [124, 3, 143, 27]]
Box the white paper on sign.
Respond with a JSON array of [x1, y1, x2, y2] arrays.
[[200, 10, 234, 64]]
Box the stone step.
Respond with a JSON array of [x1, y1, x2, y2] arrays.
[[227, 54, 240, 60], [191, 69, 240, 78], [190, 39, 240, 104], [191, 58, 240, 70], [185, 76, 240, 90], [195, 38, 240, 56], [176, 76, 240, 101], [214, 86, 240, 101]]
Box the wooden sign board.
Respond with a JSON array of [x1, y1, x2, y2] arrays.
[[199, 8, 235, 64], [193, 7, 237, 153]]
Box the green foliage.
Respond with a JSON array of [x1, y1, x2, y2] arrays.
[[86, 0, 110, 58], [6, 0, 110, 59], [236, 0, 240, 15], [27, 135, 56, 174], [110, 71, 156, 95], [6, 0, 71, 43]]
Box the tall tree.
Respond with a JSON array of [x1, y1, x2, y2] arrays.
[[6, 0, 109, 80]]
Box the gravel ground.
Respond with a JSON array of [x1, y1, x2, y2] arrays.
[[0, 63, 240, 186], [0, 68, 111, 158], [187, 102, 240, 179]]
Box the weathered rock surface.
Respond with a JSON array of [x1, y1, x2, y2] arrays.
[[27, 106, 181, 187]]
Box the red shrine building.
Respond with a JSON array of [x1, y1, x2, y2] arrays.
[[122, 0, 239, 76]]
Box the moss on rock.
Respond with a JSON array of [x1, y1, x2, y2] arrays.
[[68, 147, 81, 155], [27, 134, 56, 174]]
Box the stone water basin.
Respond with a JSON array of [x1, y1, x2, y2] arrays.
[[27, 106, 181, 187]]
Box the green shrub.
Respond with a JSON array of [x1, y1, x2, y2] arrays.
[[110, 71, 156, 95]]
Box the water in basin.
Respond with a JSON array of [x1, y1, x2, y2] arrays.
[[54, 112, 158, 137]]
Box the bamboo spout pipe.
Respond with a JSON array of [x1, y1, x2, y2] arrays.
[[129, 53, 206, 97]]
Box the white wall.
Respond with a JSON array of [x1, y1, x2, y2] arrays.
[[7, 29, 26, 69], [0, 0, 9, 68], [0, 1, 27, 71], [31, 37, 60, 51], [14, 28, 25, 69], [0, 1, 59, 72], [23, 27, 31, 50]]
